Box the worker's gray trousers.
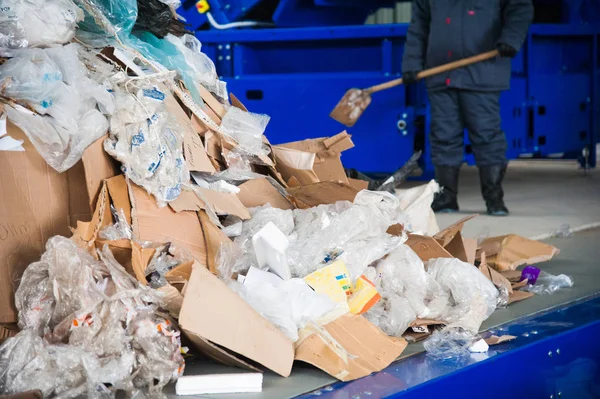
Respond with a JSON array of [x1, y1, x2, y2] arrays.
[[428, 89, 507, 167]]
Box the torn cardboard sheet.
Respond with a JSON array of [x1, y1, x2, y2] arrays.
[[405, 234, 453, 262], [0, 323, 17, 344], [170, 187, 251, 220], [434, 215, 477, 263], [477, 235, 560, 271], [179, 263, 295, 377], [237, 178, 294, 210], [508, 290, 534, 304], [294, 314, 407, 382], [272, 147, 320, 186], [288, 181, 359, 209], [348, 178, 369, 191], [275, 132, 354, 185], [485, 335, 516, 346]]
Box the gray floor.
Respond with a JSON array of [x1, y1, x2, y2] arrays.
[[166, 228, 600, 399]]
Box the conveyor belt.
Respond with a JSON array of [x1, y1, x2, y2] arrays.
[[164, 228, 600, 399]]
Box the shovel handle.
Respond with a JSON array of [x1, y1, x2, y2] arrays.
[[366, 49, 500, 94]]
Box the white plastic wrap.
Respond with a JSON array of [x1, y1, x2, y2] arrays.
[[427, 258, 499, 333], [396, 180, 440, 235], [365, 295, 416, 338], [105, 84, 188, 205], [220, 106, 271, 159], [0, 44, 115, 172], [521, 271, 573, 295], [0, 0, 83, 48], [229, 268, 339, 342], [2, 236, 183, 397]]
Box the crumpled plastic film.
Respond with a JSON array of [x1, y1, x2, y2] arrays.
[[105, 84, 188, 205], [218, 205, 295, 279], [145, 243, 192, 288], [220, 107, 271, 159], [99, 207, 133, 241], [396, 180, 440, 235], [521, 271, 574, 295], [0, 44, 115, 172], [0, 0, 83, 48], [74, 0, 138, 46], [3, 236, 183, 398], [423, 327, 476, 361], [365, 295, 416, 338], [427, 258, 499, 333]]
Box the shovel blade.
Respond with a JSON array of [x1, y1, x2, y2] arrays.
[[329, 89, 372, 127]]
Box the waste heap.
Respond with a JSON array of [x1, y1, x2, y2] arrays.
[[0, 0, 570, 397]]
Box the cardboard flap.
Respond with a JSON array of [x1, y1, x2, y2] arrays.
[[272, 147, 320, 186], [165, 260, 194, 281], [288, 181, 359, 209], [169, 188, 251, 220], [198, 210, 231, 274], [182, 332, 261, 372], [485, 335, 516, 346], [237, 178, 294, 210], [184, 129, 216, 174], [501, 270, 523, 282], [463, 237, 478, 265], [179, 264, 295, 377], [478, 257, 513, 294], [348, 178, 368, 191], [229, 93, 248, 112], [434, 215, 477, 247], [198, 84, 227, 118], [131, 241, 156, 285], [444, 231, 468, 263], [512, 279, 529, 290], [105, 175, 132, 225], [406, 234, 453, 262], [294, 314, 407, 382], [79, 134, 119, 211], [508, 290, 534, 304], [478, 235, 560, 271], [322, 131, 354, 154]]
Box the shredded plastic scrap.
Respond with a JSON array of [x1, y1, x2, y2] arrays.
[[521, 271, 573, 295], [0, 236, 183, 398], [105, 83, 188, 205], [0, 44, 115, 172]]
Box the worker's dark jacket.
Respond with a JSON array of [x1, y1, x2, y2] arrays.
[[402, 0, 533, 92]]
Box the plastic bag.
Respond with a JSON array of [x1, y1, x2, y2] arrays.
[[423, 327, 476, 361], [99, 207, 133, 241], [0, 0, 83, 48], [396, 180, 440, 235], [521, 271, 573, 295], [365, 295, 416, 337], [0, 45, 115, 172], [220, 107, 271, 159], [3, 236, 183, 398], [134, 0, 187, 38], [427, 258, 499, 333], [145, 243, 192, 288], [105, 84, 188, 205], [74, 0, 138, 45]]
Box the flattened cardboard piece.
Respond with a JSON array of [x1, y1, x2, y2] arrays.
[[406, 234, 453, 263], [179, 264, 294, 377], [485, 335, 517, 346], [410, 319, 445, 327], [444, 231, 468, 263], [165, 260, 194, 281], [96, 239, 132, 271], [322, 132, 355, 154], [272, 147, 320, 186], [287, 176, 301, 188], [184, 128, 216, 174], [105, 175, 132, 225], [237, 178, 294, 210], [198, 84, 227, 118], [348, 178, 369, 191], [1, 391, 43, 399], [478, 261, 513, 294], [129, 183, 211, 268], [229, 93, 248, 112], [501, 270, 523, 283], [294, 314, 407, 382], [288, 181, 359, 209], [0, 120, 86, 322], [0, 323, 17, 343], [198, 210, 231, 274], [132, 241, 156, 285], [512, 278, 529, 290], [170, 188, 250, 220], [191, 114, 210, 137], [463, 237, 478, 265], [508, 290, 534, 304], [434, 215, 478, 247], [478, 235, 560, 271]]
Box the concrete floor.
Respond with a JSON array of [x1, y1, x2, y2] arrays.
[[432, 160, 600, 239]]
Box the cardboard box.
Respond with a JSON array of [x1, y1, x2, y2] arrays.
[[477, 235, 560, 271], [179, 263, 295, 377], [0, 120, 117, 322], [288, 181, 359, 209], [274, 132, 354, 186], [294, 313, 407, 381]]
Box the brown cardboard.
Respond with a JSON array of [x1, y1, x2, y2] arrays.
[[229, 93, 248, 112], [1, 391, 43, 399], [272, 147, 320, 186], [477, 235, 560, 271], [0, 120, 96, 322], [434, 215, 478, 247], [129, 182, 231, 270], [501, 270, 523, 282], [444, 231, 468, 263], [478, 260, 513, 295], [0, 323, 17, 344], [463, 237, 478, 265], [237, 178, 294, 210], [410, 319, 445, 327], [508, 290, 534, 304], [512, 278, 529, 290], [406, 234, 453, 262], [131, 241, 156, 285], [294, 314, 407, 382], [288, 181, 359, 209], [105, 175, 132, 225], [169, 187, 251, 220], [179, 263, 295, 377], [485, 335, 516, 346], [77, 134, 120, 211], [198, 84, 227, 118], [348, 178, 369, 191], [276, 132, 354, 185]]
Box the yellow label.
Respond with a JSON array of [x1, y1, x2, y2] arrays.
[[304, 260, 352, 304], [196, 0, 210, 13], [348, 275, 381, 315]]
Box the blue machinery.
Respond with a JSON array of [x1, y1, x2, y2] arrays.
[[180, 0, 600, 175]]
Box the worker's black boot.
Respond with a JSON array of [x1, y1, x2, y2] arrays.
[[431, 166, 460, 213], [479, 164, 509, 216]]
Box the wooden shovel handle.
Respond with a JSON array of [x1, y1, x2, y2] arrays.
[[367, 49, 500, 94]]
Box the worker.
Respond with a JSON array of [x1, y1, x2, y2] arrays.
[[402, 0, 533, 216]]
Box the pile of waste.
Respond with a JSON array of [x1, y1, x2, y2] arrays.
[[0, 0, 570, 397]]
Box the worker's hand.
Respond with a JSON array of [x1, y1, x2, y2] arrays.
[[497, 42, 517, 58], [402, 71, 419, 85]]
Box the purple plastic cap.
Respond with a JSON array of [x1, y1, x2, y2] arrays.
[[521, 265, 541, 285]]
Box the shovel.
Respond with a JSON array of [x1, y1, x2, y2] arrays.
[[330, 49, 499, 127]]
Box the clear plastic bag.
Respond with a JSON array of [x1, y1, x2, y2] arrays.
[[0, 45, 115, 172], [3, 236, 184, 398], [99, 207, 133, 241], [0, 0, 83, 48], [521, 271, 573, 295], [75, 0, 138, 45], [365, 295, 416, 338], [105, 84, 188, 205], [423, 327, 476, 361], [427, 258, 499, 333], [220, 107, 271, 159]]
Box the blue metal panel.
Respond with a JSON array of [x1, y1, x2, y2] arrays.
[[296, 295, 600, 399]]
